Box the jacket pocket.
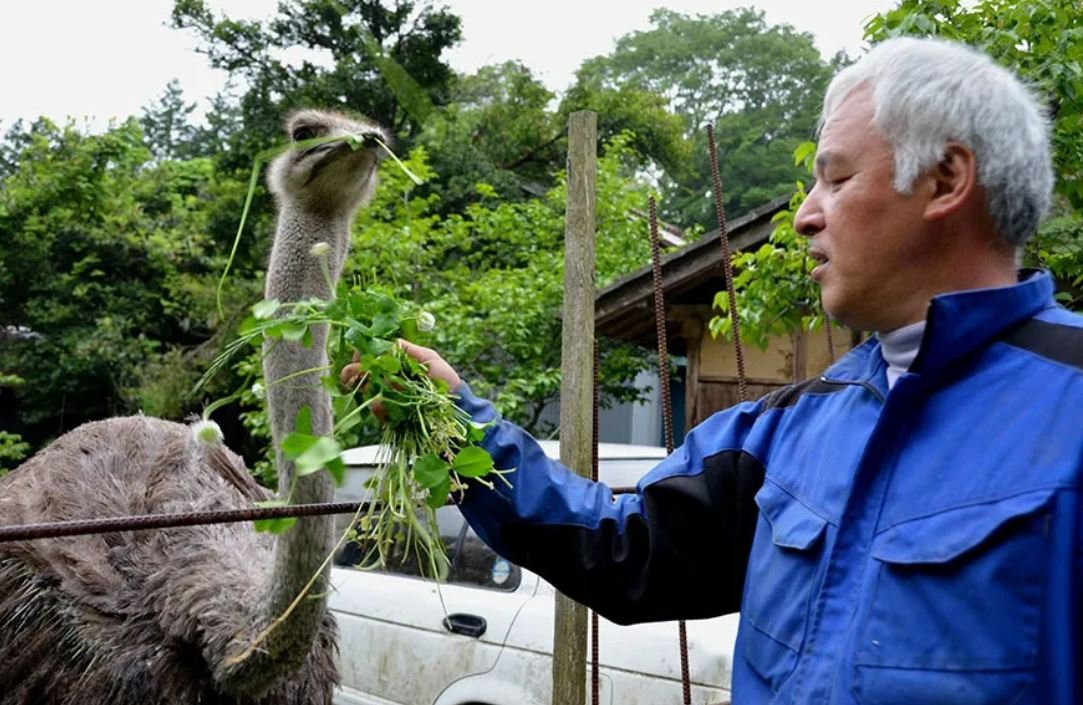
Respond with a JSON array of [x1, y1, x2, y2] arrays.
[[852, 488, 1056, 705], [742, 479, 829, 691]]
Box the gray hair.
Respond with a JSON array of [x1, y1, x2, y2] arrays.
[[823, 37, 1053, 247]]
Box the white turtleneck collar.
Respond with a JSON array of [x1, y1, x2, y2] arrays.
[[876, 320, 927, 389]]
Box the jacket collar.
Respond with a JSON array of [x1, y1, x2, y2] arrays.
[[824, 270, 1056, 386]]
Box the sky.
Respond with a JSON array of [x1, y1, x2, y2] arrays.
[[0, 0, 896, 130]]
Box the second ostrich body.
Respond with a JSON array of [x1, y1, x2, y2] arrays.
[[0, 110, 386, 704]]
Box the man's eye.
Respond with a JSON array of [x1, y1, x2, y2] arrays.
[[292, 126, 317, 142]]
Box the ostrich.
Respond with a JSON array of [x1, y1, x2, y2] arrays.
[[0, 109, 386, 704]]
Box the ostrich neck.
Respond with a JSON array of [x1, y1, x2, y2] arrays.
[[238, 207, 352, 684]]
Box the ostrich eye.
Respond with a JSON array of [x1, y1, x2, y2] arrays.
[[292, 125, 317, 142]]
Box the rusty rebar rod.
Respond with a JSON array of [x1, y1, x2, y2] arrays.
[[0, 501, 366, 543], [0, 484, 640, 544], [706, 124, 749, 403], [647, 196, 693, 705]]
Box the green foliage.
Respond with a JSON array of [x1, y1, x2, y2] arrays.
[[347, 134, 658, 434], [171, 0, 462, 154], [0, 119, 235, 448], [419, 62, 564, 212], [709, 144, 824, 348], [1026, 209, 1083, 307], [141, 79, 199, 161], [0, 374, 29, 473], [211, 275, 498, 574], [574, 7, 839, 226]]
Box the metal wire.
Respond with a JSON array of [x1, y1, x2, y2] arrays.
[[706, 124, 749, 403], [648, 196, 693, 705]]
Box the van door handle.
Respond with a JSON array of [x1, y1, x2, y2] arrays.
[[443, 613, 487, 638]]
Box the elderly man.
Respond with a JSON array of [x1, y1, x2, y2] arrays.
[[392, 37, 1081, 703]]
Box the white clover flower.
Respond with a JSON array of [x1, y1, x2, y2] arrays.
[[417, 311, 436, 332], [191, 419, 224, 446], [309, 241, 332, 258]]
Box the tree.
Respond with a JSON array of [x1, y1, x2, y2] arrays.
[[0, 119, 246, 449], [573, 7, 839, 226], [141, 79, 198, 160], [171, 0, 462, 160], [418, 62, 564, 213]]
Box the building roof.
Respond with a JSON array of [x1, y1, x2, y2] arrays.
[[595, 194, 790, 350]]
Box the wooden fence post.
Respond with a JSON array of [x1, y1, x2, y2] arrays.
[[553, 110, 597, 705]]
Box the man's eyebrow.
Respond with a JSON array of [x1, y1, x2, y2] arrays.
[[814, 151, 840, 174], [814, 150, 853, 177]]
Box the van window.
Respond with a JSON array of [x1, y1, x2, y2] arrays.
[[449, 523, 521, 592], [334, 506, 520, 591], [334, 507, 464, 581]]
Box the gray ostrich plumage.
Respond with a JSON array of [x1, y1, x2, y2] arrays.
[[0, 109, 387, 704]]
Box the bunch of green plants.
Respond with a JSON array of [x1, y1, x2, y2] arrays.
[[205, 279, 504, 576]]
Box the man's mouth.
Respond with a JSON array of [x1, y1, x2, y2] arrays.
[[808, 247, 830, 280]]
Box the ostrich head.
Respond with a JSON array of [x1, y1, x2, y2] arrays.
[[267, 109, 389, 217]]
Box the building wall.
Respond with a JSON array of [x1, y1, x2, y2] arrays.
[[688, 323, 853, 427]]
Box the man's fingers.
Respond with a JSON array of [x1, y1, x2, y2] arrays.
[[340, 362, 363, 389], [397, 339, 462, 389]]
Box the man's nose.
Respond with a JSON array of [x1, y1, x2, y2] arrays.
[[794, 185, 824, 237]]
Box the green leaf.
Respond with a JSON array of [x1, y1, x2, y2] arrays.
[[466, 421, 491, 444], [252, 299, 281, 319], [399, 318, 420, 341], [253, 499, 298, 533], [370, 312, 399, 338], [326, 456, 346, 486], [294, 436, 343, 476], [413, 452, 450, 489], [793, 141, 816, 168], [377, 354, 402, 374], [294, 405, 313, 436], [281, 431, 319, 458], [280, 321, 308, 342], [238, 315, 263, 336], [365, 337, 393, 356], [426, 477, 452, 509], [254, 516, 299, 533], [452, 447, 494, 478]]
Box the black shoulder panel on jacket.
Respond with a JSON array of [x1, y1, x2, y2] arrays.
[[1001, 319, 1083, 372], [760, 376, 850, 411], [500, 449, 766, 624]]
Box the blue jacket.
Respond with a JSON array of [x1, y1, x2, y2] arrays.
[[455, 271, 1083, 704]]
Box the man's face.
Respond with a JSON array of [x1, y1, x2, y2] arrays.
[[795, 86, 933, 332]]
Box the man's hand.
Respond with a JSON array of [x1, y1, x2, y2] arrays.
[[339, 340, 462, 391], [396, 340, 462, 390]]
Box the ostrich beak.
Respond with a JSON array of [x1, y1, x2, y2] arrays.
[[360, 132, 389, 162], [302, 140, 352, 164]]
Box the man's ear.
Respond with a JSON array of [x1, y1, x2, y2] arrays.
[[923, 142, 978, 222]]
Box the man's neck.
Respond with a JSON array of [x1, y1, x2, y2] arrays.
[[877, 320, 927, 389]]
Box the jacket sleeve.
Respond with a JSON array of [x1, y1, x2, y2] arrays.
[[454, 383, 767, 625]]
